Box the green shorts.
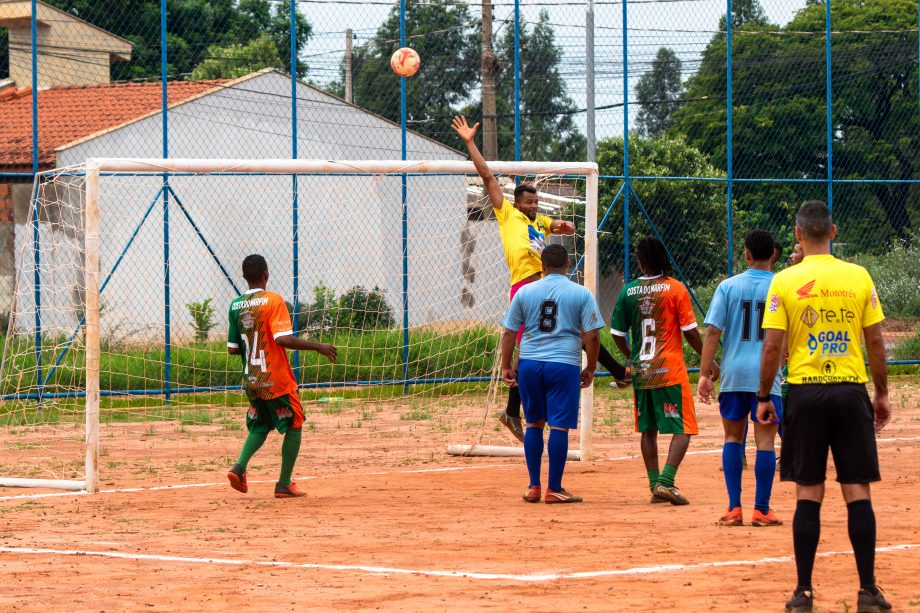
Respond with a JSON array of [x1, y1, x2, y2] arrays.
[[633, 381, 698, 435], [246, 392, 304, 434]]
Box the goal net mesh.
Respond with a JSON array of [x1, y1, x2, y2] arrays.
[[0, 162, 595, 490]]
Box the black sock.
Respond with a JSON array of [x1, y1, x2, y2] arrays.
[[506, 385, 522, 419], [595, 343, 626, 379], [793, 499, 822, 590], [847, 499, 877, 589]]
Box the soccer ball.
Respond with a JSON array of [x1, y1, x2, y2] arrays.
[[390, 47, 421, 78]]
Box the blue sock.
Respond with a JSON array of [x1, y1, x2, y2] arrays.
[[722, 441, 744, 509], [547, 428, 569, 492], [754, 449, 777, 513], [524, 426, 544, 488]]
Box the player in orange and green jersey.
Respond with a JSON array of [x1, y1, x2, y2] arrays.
[[610, 236, 712, 506], [225, 254, 337, 499], [451, 114, 630, 443]]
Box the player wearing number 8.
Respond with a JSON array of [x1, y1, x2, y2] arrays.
[[500, 245, 605, 503], [225, 255, 338, 498], [610, 236, 707, 505]]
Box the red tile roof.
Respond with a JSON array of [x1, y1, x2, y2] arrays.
[[0, 80, 227, 172]]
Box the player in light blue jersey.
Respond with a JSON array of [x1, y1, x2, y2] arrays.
[[500, 244, 604, 504], [698, 229, 784, 527]]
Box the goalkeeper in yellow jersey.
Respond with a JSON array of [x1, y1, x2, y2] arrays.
[[452, 115, 630, 442], [226, 254, 337, 498]]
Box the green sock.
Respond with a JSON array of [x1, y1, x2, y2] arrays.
[[278, 428, 302, 487], [659, 463, 678, 488], [236, 430, 268, 470], [647, 469, 660, 491]]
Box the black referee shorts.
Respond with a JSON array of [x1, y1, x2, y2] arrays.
[[780, 383, 880, 485]]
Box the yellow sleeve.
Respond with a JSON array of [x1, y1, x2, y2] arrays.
[[493, 198, 512, 225], [539, 215, 555, 233], [862, 270, 885, 328], [761, 275, 788, 331]]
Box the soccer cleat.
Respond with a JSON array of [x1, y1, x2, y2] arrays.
[[856, 586, 892, 613], [752, 508, 784, 527], [652, 483, 690, 505], [274, 482, 307, 498], [785, 587, 814, 613], [719, 507, 743, 526], [522, 485, 542, 503], [227, 463, 247, 493], [544, 488, 583, 504], [498, 411, 525, 443]]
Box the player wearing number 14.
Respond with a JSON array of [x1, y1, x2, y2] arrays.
[[225, 255, 337, 498]]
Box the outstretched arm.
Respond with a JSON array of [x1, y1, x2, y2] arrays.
[[276, 334, 338, 362], [550, 219, 576, 235], [451, 115, 505, 211]]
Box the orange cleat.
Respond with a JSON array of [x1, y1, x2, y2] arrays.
[[274, 482, 307, 498], [544, 488, 583, 504], [719, 507, 743, 526], [522, 485, 542, 503], [227, 463, 247, 493], [752, 508, 784, 527]]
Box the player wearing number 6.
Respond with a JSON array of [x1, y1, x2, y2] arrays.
[[500, 244, 604, 504], [610, 236, 709, 505], [697, 229, 783, 527], [226, 255, 337, 498]]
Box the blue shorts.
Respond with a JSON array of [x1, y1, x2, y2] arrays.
[[516, 359, 581, 429], [719, 391, 783, 425]]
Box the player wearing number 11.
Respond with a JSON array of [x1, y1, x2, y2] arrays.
[[225, 255, 337, 498]]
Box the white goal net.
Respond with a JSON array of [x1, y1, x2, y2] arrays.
[[0, 159, 598, 492]]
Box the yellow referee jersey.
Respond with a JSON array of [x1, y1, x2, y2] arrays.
[[494, 198, 554, 285], [762, 254, 884, 384]]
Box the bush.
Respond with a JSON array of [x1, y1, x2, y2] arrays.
[[852, 239, 920, 318], [290, 285, 396, 333], [893, 329, 920, 361], [186, 298, 217, 343]]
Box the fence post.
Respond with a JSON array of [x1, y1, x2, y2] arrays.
[[586, 0, 595, 163], [400, 0, 410, 394], [514, 0, 521, 161], [30, 0, 42, 405], [291, 0, 300, 378], [825, 0, 834, 225], [622, 0, 630, 283], [160, 0, 171, 402], [726, 0, 734, 276]]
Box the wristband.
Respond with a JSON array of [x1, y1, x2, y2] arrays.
[[756, 395, 771, 402]]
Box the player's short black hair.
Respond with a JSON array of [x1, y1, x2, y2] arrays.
[[242, 254, 268, 283], [541, 244, 569, 270], [636, 235, 670, 276], [795, 200, 833, 240], [744, 229, 775, 261], [513, 182, 537, 203]]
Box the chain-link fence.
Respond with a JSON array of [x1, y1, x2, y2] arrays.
[[1, 0, 917, 366]]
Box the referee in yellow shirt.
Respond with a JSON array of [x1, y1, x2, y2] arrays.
[[756, 201, 891, 613]]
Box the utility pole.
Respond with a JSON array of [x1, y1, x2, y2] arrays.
[[344, 28, 354, 104], [481, 0, 499, 160]]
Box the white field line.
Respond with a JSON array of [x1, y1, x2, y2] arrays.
[[0, 543, 917, 582], [2, 436, 919, 503]]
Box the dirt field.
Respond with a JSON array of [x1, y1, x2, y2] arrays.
[[1, 378, 919, 612]]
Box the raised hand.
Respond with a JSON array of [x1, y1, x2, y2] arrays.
[[451, 115, 479, 143]]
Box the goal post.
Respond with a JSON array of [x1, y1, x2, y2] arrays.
[[0, 158, 599, 492]]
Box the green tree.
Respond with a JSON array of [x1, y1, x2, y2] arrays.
[[38, 0, 311, 81], [331, 2, 479, 144], [636, 47, 683, 137], [672, 0, 918, 249], [189, 33, 281, 80], [493, 11, 586, 161], [719, 0, 769, 30], [589, 135, 728, 285]]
